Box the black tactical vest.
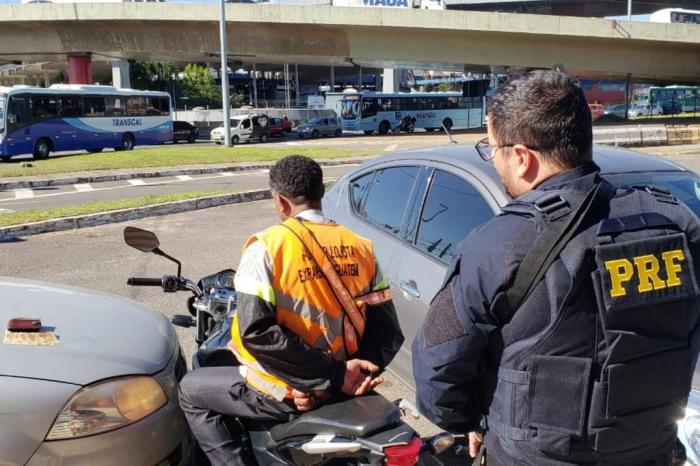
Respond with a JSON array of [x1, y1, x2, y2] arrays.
[[482, 182, 700, 465]]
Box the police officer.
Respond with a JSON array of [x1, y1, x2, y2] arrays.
[[180, 155, 404, 465], [412, 70, 700, 465]]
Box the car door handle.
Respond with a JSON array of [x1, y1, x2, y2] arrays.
[[400, 280, 420, 299]]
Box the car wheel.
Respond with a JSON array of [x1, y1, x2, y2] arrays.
[[364, 130, 374, 135], [117, 134, 135, 151], [188, 137, 196, 144], [282, 129, 289, 137], [173, 139, 179, 144], [260, 133, 269, 143], [232, 135, 240, 145], [312, 129, 320, 138], [378, 121, 391, 135], [32, 138, 51, 160], [335, 129, 342, 137], [442, 118, 453, 131]]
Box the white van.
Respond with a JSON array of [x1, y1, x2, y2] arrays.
[[210, 114, 271, 145]]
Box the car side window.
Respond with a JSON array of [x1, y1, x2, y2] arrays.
[[414, 170, 494, 263], [349, 171, 374, 213], [358, 166, 420, 236]]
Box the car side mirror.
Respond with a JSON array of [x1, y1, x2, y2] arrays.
[[124, 226, 160, 253]]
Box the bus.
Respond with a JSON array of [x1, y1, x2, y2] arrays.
[[634, 86, 700, 114], [340, 92, 484, 134], [0, 84, 172, 160], [650, 8, 700, 25]]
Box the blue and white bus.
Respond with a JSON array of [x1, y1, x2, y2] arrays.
[[0, 84, 172, 160], [339, 91, 484, 134]]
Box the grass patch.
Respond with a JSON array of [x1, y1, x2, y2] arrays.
[[0, 190, 226, 227], [0, 146, 374, 178]]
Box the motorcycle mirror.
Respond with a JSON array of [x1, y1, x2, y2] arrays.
[[124, 226, 160, 253]]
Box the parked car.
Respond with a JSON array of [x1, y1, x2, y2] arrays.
[[294, 117, 342, 138], [210, 114, 271, 144], [603, 103, 628, 118], [268, 117, 292, 137], [0, 277, 188, 465], [322, 144, 700, 461], [172, 121, 199, 143], [629, 103, 663, 118]]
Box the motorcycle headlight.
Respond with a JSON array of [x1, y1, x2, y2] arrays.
[[46, 376, 167, 440]]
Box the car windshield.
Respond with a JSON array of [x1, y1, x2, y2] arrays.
[[307, 118, 321, 124], [230, 119, 243, 128], [605, 172, 700, 217], [0, 96, 5, 131]]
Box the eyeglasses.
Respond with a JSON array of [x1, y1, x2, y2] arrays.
[[475, 137, 514, 162]]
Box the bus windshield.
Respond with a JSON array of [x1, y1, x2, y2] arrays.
[[0, 96, 5, 131], [341, 99, 360, 120]]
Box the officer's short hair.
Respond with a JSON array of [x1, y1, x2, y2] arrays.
[[270, 155, 325, 204], [488, 70, 593, 169]]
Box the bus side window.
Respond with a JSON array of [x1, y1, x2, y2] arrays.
[[30, 95, 58, 122], [106, 96, 125, 117], [127, 97, 147, 116], [59, 95, 82, 118], [84, 96, 105, 117], [362, 99, 377, 118]]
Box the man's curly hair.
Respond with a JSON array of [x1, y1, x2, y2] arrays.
[[269, 155, 325, 204]]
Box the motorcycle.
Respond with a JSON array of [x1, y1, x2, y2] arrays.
[[392, 116, 416, 134], [123, 226, 453, 466]]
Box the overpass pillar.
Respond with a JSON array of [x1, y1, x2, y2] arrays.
[[382, 68, 401, 93], [111, 60, 131, 89], [67, 53, 92, 85]]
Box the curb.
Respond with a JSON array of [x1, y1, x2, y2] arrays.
[[0, 158, 365, 191], [0, 188, 273, 241]]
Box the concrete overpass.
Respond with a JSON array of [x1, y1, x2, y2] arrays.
[[0, 3, 698, 83]]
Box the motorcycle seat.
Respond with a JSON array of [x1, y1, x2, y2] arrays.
[[270, 393, 401, 441]]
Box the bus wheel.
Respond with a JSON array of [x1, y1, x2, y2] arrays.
[[442, 118, 453, 131], [118, 134, 135, 151], [364, 130, 374, 135], [33, 139, 51, 160], [378, 121, 390, 135]]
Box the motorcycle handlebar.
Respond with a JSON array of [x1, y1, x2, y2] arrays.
[[127, 277, 163, 287]]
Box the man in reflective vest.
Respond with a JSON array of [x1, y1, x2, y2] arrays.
[[179, 155, 404, 465], [412, 70, 700, 465]]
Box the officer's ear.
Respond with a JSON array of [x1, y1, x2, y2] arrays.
[[273, 192, 293, 219], [511, 143, 538, 181]]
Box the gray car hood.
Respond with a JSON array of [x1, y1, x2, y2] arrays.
[[0, 277, 178, 386]]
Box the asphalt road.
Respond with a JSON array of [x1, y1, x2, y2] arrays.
[[0, 164, 356, 212]]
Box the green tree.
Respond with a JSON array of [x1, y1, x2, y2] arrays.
[[129, 61, 178, 92], [231, 92, 247, 109], [182, 64, 221, 107]]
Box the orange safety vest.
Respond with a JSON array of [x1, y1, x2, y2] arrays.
[[229, 217, 391, 401]]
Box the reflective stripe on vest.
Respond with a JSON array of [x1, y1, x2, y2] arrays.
[[230, 217, 381, 400]]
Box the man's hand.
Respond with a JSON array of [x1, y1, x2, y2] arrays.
[[291, 389, 331, 412], [342, 359, 383, 395], [469, 431, 484, 458]]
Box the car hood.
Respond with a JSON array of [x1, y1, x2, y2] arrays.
[[0, 277, 178, 386]]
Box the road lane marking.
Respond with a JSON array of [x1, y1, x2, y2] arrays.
[[0, 208, 15, 214], [74, 183, 93, 192], [176, 175, 193, 181], [384, 144, 398, 152], [14, 189, 34, 199], [0, 165, 356, 205]]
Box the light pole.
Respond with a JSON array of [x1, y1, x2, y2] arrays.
[[219, 0, 231, 147], [627, 0, 632, 22]]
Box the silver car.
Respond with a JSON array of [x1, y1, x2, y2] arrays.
[[322, 145, 700, 460], [294, 117, 342, 138], [0, 277, 188, 466]]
